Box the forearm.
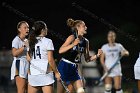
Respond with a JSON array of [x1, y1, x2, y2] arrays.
[[124, 50, 129, 56], [100, 54, 106, 68], [59, 43, 75, 54], [121, 50, 129, 56], [91, 54, 100, 61], [101, 61, 106, 68], [48, 59, 58, 73], [84, 51, 99, 62], [26, 52, 31, 62], [12, 47, 25, 57], [84, 52, 91, 62]]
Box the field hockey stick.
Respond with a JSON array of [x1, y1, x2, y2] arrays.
[[94, 56, 122, 86], [59, 78, 70, 93], [73, 28, 83, 63]]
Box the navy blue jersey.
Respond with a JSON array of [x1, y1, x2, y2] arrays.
[[62, 34, 87, 63]]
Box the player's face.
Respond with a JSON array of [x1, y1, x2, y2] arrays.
[[77, 22, 87, 36], [107, 32, 116, 43], [42, 26, 48, 36], [18, 23, 29, 36]]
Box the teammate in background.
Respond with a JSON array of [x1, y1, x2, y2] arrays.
[[57, 18, 102, 93], [11, 21, 29, 93], [100, 30, 129, 93], [134, 52, 140, 93], [27, 21, 60, 93]]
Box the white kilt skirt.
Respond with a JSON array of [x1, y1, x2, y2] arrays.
[[28, 60, 55, 86], [107, 63, 122, 77], [11, 57, 29, 80], [28, 72, 55, 86]]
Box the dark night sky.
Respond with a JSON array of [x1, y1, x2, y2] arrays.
[[1, 0, 140, 78], [1, 0, 140, 48]]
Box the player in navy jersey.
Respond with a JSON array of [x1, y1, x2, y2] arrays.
[[57, 18, 102, 93], [27, 21, 60, 93]]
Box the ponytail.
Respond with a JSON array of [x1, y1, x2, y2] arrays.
[[67, 18, 75, 28], [66, 18, 83, 32], [28, 21, 46, 56], [28, 28, 38, 56]]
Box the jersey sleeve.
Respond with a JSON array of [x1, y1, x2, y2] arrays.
[[12, 38, 19, 49], [46, 39, 54, 51], [101, 45, 106, 53], [119, 43, 125, 51]]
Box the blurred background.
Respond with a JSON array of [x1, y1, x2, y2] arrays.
[[0, 0, 140, 93]]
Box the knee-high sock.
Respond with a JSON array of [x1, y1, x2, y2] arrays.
[[104, 91, 111, 93], [116, 89, 123, 93]]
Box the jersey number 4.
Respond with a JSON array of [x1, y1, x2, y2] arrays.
[[34, 46, 41, 59]]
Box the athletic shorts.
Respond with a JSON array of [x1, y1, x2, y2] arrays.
[[58, 58, 81, 85]]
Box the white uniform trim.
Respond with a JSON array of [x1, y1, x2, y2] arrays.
[[61, 58, 76, 65], [77, 87, 85, 93]]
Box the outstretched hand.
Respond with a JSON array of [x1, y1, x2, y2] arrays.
[[97, 49, 103, 57], [90, 49, 103, 61]]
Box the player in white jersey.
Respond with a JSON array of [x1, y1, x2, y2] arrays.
[[100, 31, 129, 93], [11, 21, 29, 93], [27, 21, 60, 93], [134, 52, 140, 93]]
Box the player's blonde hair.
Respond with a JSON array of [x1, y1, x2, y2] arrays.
[[67, 18, 83, 30]]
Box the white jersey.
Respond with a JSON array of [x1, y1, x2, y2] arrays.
[[101, 43, 125, 68], [12, 36, 28, 58], [31, 37, 54, 60], [28, 37, 55, 86], [11, 36, 29, 80], [101, 43, 126, 77], [134, 53, 140, 79], [134, 52, 140, 67]]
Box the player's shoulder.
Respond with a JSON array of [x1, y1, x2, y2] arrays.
[[102, 43, 108, 48], [64, 35, 75, 42], [101, 43, 108, 50], [43, 37, 53, 43], [115, 43, 123, 47], [12, 36, 20, 42]]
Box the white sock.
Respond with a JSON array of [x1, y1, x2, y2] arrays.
[[104, 91, 111, 93], [116, 89, 123, 93]]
